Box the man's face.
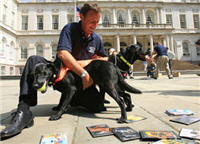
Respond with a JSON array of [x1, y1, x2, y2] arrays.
[[80, 10, 101, 38]]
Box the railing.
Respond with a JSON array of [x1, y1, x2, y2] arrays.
[[97, 23, 173, 29]]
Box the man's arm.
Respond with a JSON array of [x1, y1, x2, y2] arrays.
[[57, 50, 93, 90]]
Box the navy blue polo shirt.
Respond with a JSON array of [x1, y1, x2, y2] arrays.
[[57, 21, 108, 60], [153, 44, 167, 56]]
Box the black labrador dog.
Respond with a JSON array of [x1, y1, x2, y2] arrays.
[[105, 44, 147, 110], [53, 44, 147, 112], [32, 58, 142, 123]]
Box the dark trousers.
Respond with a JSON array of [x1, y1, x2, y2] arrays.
[[168, 59, 173, 74], [19, 55, 104, 111]]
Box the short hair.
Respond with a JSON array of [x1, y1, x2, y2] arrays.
[[80, 3, 101, 17], [195, 39, 200, 45]]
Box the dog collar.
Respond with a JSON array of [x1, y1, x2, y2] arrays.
[[120, 56, 131, 67]]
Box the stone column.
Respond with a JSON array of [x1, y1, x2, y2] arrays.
[[133, 34, 137, 44], [28, 44, 35, 57], [166, 35, 170, 49], [142, 9, 146, 24], [170, 35, 174, 52], [44, 43, 51, 60], [149, 35, 154, 52], [127, 8, 132, 24], [156, 8, 160, 24], [116, 35, 120, 52], [113, 8, 117, 24]]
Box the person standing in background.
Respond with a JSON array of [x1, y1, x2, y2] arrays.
[[152, 42, 173, 79], [166, 47, 175, 75]]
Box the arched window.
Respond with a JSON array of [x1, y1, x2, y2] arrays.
[[10, 42, 15, 60], [196, 45, 200, 56], [21, 45, 27, 59], [182, 42, 190, 56], [36, 44, 43, 56], [102, 11, 111, 27], [132, 11, 140, 25], [52, 44, 57, 58], [1, 38, 6, 55], [120, 42, 127, 49], [117, 10, 126, 27], [104, 42, 112, 53], [146, 11, 154, 24]]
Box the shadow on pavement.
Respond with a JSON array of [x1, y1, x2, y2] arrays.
[[142, 90, 200, 97]]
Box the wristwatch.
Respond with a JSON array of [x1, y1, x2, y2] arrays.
[[81, 70, 88, 78]]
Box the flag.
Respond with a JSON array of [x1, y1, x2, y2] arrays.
[[76, 7, 80, 17]]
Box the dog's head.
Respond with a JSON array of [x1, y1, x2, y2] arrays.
[[32, 63, 55, 93], [120, 44, 147, 64]]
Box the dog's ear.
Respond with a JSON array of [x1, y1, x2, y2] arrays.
[[47, 63, 56, 72], [120, 47, 126, 55]]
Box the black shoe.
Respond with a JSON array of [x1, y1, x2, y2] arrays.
[[168, 76, 173, 79], [104, 99, 110, 104], [0, 110, 34, 139]]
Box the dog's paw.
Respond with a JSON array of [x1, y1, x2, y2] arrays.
[[116, 118, 133, 123], [49, 114, 61, 121], [126, 104, 134, 112]]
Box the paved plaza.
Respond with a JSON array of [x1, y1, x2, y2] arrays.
[[0, 74, 200, 144]]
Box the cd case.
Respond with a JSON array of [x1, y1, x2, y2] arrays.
[[179, 128, 200, 140], [139, 130, 178, 140], [40, 133, 68, 144], [86, 124, 113, 138], [111, 126, 140, 142], [170, 116, 200, 125], [165, 109, 194, 116]]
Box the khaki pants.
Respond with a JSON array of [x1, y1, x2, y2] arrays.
[[155, 55, 171, 78]]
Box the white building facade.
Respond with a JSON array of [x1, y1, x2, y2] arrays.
[[0, 0, 200, 76]]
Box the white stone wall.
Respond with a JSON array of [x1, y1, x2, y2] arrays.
[[0, 0, 200, 76]]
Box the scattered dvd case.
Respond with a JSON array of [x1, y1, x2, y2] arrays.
[[127, 114, 147, 122], [86, 124, 113, 138], [170, 116, 200, 125], [40, 133, 68, 144], [139, 130, 178, 141], [149, 139, 196, 144], [165, 109, 194, 116], [111, 126, 140, 142], [179, 128, 200, 140]]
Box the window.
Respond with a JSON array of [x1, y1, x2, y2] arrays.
[[193, 14, 199, 28], [146, 14, 153, 24], [132, 14, 139, 24], [102, 11, 111, 27], [21, 46, 27, 59], [9, 44, 14, 60], [19, 67, 24, 75], [3, 5, 7, 23], [1, 39, 6, 55], [1, 66, 6, 76], [180, 15, 186, 28], [103, 14, 110, 27], [166, 14, 172, 24], [196, 46, 200, 56], [12, 12, 15, 27], [10, 67, 14, 75], [37, 16, 43, 30], [67, 14, 74, 23], [120, 42, 127, 49], [22, 15, 28, 30], [117, 13, 125, 27], [52, 44, 57, 58], [36, 45, 43, 56], [182, 42, 190, 56], [52, 15, 59, 30]]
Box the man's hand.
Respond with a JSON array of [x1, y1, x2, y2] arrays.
[[82, 73, 93, 90]]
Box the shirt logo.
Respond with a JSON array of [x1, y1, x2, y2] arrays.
[[88, 46, 95, 53]]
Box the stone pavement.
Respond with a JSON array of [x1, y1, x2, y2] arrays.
[[0, 74, 200, 144]]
